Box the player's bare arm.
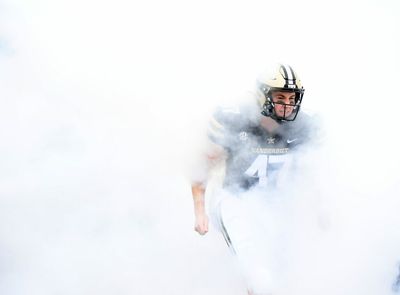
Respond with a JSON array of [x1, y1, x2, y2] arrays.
[[192, 183, 208, 235], [191, 141, 226, 235]]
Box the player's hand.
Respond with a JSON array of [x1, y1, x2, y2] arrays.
[[194, 213, 209, 235]]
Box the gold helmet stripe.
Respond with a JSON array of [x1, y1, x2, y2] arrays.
[[282, 64, 294, 80], [288, 65, 296, 82], [280, 64, 298, 88]]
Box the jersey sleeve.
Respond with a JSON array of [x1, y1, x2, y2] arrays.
[[206, 106, 238, 149]]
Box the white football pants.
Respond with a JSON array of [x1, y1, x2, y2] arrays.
[[210, 188, 294, 295]]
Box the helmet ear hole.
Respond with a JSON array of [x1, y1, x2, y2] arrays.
[[261, 97, 274, 117]]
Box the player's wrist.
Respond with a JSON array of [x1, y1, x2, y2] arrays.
[[194, 206, 206, 216]]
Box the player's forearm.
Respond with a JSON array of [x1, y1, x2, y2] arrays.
[[191, 183, 206, 216]]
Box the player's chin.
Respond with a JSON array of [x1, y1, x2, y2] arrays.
[[280, 112, 293, 118], [276, 112, 292, 119], [285, 113, 293, 118]]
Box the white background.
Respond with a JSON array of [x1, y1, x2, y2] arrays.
[[1, 0, 400, 294]]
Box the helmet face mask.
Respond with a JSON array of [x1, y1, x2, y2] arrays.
[[258, 64, 305, 122]]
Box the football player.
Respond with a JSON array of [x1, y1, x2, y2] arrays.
[[191, 64, 315, 295]]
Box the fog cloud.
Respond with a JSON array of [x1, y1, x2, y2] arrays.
[[1, 0, 400, 294]]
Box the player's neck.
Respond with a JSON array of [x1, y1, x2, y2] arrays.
[[260, 116, 280, 133]]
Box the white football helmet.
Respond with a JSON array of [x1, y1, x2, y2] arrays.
[[257, 64, 305, 121]]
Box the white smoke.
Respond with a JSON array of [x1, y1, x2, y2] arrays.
[[1, 0, 400, 294]]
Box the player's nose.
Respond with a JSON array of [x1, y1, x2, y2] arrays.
[[284, 97, 291, 104]]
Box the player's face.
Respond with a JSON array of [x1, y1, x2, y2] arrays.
[[271, 91, 296, 118]]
